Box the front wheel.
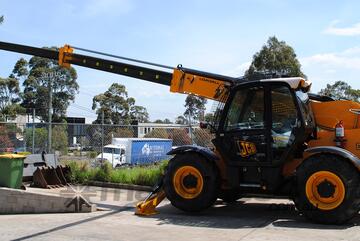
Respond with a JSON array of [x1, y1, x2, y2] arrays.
[[296, 154, 360, 224], [164, 153, 219, 212]]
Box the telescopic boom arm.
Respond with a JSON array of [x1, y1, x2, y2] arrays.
[[0, 41, 234, 101]]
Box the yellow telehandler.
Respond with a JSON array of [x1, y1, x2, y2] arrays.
[[1, 41, 360, 224]]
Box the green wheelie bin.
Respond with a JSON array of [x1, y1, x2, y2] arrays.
[[0, 154, 26, 189]]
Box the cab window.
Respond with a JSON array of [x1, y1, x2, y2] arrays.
[[271, 86, 298, 148], [225, 87, 264, 131]]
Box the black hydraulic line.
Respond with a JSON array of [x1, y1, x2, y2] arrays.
[[178, 66, 236, 84], [71, 46, 174, 70]]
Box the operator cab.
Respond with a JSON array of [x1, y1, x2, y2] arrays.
[[214, 78, 315, 191]]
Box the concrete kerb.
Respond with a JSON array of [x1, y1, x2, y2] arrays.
[[0, 187, 96, 214]]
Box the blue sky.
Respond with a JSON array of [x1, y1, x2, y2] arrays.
[[1, 0, 360, 122]]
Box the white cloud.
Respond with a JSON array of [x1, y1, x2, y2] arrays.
[[301, 47, 360, 70], [323, 20, 360, 36], [82, 0, 134, 17], [225, 61, 251, 77], [341, 46, 360, 56], [300, 47, 360, 91]]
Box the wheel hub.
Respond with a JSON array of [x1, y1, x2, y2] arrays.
[[173, 166, 204, 199], [183, 173, 198, 189], [317, 179, 336, 198], [305, 171, 345, 210]]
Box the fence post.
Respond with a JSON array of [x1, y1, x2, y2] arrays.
[[188, 115, 194, 145], [101, 111, 104, 162], [32, 108, 35, 154]]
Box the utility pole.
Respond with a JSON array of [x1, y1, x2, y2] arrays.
[[41, 71, 65, 154], [101, 111, 104, 162], [32, 108, 35, 154], [48, 75, 53, 153]]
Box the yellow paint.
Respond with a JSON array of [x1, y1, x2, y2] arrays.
[[308, 99, 360, 163], [0, 154, 26, 159], [173, 166, 204, 199], [305, 171, 345, 210], [135, 190, 166, 216], [170, 69, 230, 101], [310, 99, 360, 130], [58, 44, 73, 68]]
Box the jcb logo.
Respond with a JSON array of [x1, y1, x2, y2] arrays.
[[237, 141, 257, 157]]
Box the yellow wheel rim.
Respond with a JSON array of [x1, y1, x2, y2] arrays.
[[173, 166, 204, 199], [305, 171, 345, 210]]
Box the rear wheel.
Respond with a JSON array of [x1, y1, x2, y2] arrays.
[[296, 154, 360, 224], [164, 153, 219, 212]]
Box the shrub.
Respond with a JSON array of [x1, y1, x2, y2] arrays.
[[65, 160, 169, 186], [52, 125, 68, 154], [87, 151, 98, 158], [94, 162, 112, 182]]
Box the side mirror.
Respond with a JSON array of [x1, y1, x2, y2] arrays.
[[199, 122, 208, 129]]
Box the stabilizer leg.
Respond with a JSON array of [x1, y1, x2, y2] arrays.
[[135, 179, 166, 216]]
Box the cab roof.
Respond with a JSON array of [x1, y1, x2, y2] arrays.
[[260, 77, 311, 90]]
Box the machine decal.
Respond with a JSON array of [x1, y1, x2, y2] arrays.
[[236, 141, 257, 157]]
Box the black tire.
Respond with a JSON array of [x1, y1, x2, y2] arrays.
[[219, 189, 241, 203], [296, 154, 360, 224], [164, 153, 219, 212]]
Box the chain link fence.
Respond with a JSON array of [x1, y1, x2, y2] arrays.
[[0, 121, 214, 163]]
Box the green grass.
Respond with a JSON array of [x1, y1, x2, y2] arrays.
[[62, 160, 168, 187]]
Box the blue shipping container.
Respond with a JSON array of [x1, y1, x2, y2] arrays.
[[130, 139, 172, 165]]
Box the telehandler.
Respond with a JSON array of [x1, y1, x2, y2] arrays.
[[1, 41, 360, 224]]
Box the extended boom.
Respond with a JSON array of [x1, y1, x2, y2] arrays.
[[0, 41, 233, 101]]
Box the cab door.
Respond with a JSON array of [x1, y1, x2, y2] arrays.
[[215, 84, 271, 166]]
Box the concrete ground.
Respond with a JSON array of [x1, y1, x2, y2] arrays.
[[0, 186, 359, 241]]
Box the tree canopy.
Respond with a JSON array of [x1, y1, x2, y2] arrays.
[[175, 115, 188, 125], [319, 81, 360, 101], [0, 57, 26, 120], [0, 77, 24, 120], [92, 83, 149, 124], [0, 15, 4, 24], [13, 53, 79, 122], [245, 36, 305, 79], [153, 118, 172, 124], [130, 105, 149, 123], [184, 95, 207, 123]]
